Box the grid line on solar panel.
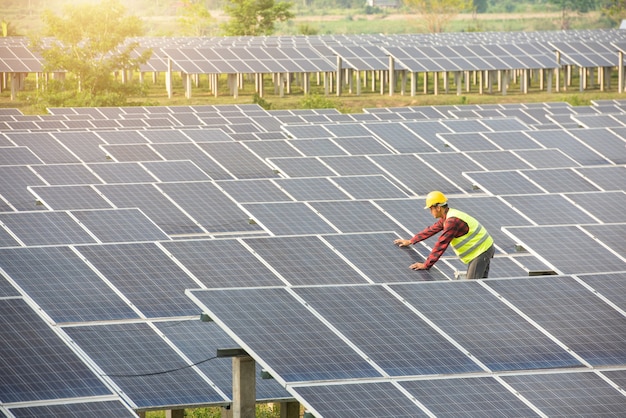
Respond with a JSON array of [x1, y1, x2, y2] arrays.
[[7, 400, 138, 417]]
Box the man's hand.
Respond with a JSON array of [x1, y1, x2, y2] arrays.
[[394, 239, 411, 247], [410, 262, 427, 270]]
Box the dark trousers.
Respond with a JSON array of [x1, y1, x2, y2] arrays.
[[466, 244, 495, 280]]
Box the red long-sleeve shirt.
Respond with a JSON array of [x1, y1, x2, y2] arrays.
[[409, 215, 469, 269]]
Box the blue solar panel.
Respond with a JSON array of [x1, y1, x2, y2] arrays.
[[63, 322, 225, 408], [188, 287, 382, 382], [503, 225, 626, 274], [9, 400, 137, 418], [0, 212, 97, 246], [577, 272, 626, 311], [244, 202, 337, 235], [273, 177, 351, 201], [76, 242, 202, 318], [294, 284, 482, 375], [502, 194, 598, 225], [331, 175, 410, 199], [157, 181, 263, 235], [400, 377, 538, 417], [502, 371, 626, 416], [293, 382, 428, 418], [155, 320, 288, 401], [0, 246, 138, 323], [487, 275, 626, 366], [0, 298, 112, 403], [244, 236, 369, 285], [391, 280, 582, 371], [162, 238, 284, 288], [95, 183, 203, 235], [71, 208, 170, 243]]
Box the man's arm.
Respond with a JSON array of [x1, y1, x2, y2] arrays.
[[411, 217, 469, 270], [394, 219, 444, 247]]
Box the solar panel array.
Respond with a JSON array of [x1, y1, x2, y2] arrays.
[[1, 96, 625, 417]]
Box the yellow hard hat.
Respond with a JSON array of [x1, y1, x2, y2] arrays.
[[424, 191, 447, 209]]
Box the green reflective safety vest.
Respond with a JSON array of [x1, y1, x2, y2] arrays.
[[447, 208, 494, 264]]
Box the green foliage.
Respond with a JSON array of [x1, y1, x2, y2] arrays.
[[31, 0, 150, 107], [177, 0, 214, 36], [297, 23, 320, 34], [299, 94, 337, 109], [547, 0, 598, 28], [253, 93, 273, 109], [221, 0, 295, 36], [473, 0, 488, 13]]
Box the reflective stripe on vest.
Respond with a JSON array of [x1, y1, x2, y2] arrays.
[[447, 208, 494, 264]]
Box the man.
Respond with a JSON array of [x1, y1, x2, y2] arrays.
[[394, 191, 495, 279]]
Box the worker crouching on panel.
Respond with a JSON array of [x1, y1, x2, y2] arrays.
[[394, 191, 495, 279]]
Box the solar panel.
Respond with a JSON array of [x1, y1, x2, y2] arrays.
[[289, 138, 349, 157], [399, 377, 538, 417], [8, 400, 137, 418], [465, 150, 534, 170], [331, 175, 410, 199], [564, 191, 626, 223], [578, 272, 626, 311], [575, 166, 626, 191], [464, 170, 546, 195], [525, 130, 611, 165], [75, 242, 203, 318], [0, 165, 47, 211], [188, 287, 382, 382], [569, 128, 626, 164], [581, 223, 626, 258], [0, 211, 97, 246], [487, 275, 626, 366], [503, 225, 626, 274], [87, 162, 157, 183], [371, 154, 461, 195], [514, 148, 581, 168], [293, 382, 428, 418], [321, 232, 450, 282], [502, 194, 598, 225], [392, 280, 582, 371], [71, 208, 170, 243], [161, 238, 284, 288], [30, 185, 113, 210], [243, 202, 337, 235], [30, 164, 103, 186], [418, 152, 485, 193], [294, 284, 483, 375], [330, 136, 395, 155], [273, 177, 351, 201], [243, 235, 368, 285], [365, 123, 435, 153], [0, 298, 112, 403], [154, 319, 289, 401], [523, 168, 602, 193], [63, 322, 226, 408], [0, 246, 138, 322], [0, 146, 43, 165], [501, 371, 626, 416], [216, 179, 292, 203], [308, 200, 402, 233], [268, 156, 338, 177]]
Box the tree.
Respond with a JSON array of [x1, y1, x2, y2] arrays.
[[221, 0, 295, 36], [548, 0, 596, 29], [404, 0, 473, 33], [602, 0, 626, 26], [32, 0, 151, 106], [177, 0, 213, 36]]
